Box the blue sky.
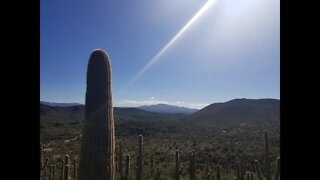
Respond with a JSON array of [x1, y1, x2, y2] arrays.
[[40, 0, 280, 109]]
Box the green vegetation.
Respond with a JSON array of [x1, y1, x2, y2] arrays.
[[40, 106, 279, 180]]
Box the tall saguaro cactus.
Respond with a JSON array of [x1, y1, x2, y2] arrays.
[[78, 49, 115, 180], [264, 131, 271, 180]]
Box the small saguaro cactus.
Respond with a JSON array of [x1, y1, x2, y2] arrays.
[[73, 158, 77, 178], [206, 173, 210, 180], [125, 154, 130, 180], [64, 165, 69, 180], [216, 164, 221, 180], [60, 160, 65, 180], [274, 157, 280, 180], [189, 151, 196, 180], [254, 160, 263, 180], [64, 155, 70, 180], [250, 172, 253, 180], [78, 49, 115, 180], [175, 150, 180, 180], [65, 155, 69, 166], [264, 131, 271, 180], [137, 135, 143, 180]]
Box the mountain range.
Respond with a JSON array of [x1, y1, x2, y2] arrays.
[[40, 98, 280, 138], [138, 104, 198, 114], [40, 98, 279, 124], [188, 98, 280, 124]]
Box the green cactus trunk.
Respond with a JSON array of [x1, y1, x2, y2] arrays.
[[175, 150, 180, 180], [64, 165, 69, 180], [65, 155, 69, 166], [78, 49, 115, 180], [274, 157, 280, 180], [64, 155, 69, 180], [189, 151, 195, 180], [206, 173, 210, 180], [137, 135, 143, 180], [264, 131, 271, 180], [73, 158, 77, 178], [249, 172, 253, 180], [61, 160, 65, 180], [125, 154, 130, 180]]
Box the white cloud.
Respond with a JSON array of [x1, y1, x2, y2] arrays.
[[116, 98, 208, 109]]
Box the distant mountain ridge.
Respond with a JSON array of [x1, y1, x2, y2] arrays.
[[40, 101, 82, 107], [41, 101, 199, 114], [188, 98, 280, 124], [40, 98, 280, 125], [138, 104, 198, 114], [40, 103, 187, 123]]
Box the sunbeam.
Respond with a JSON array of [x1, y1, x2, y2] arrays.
[[121, 0, 217, 91]]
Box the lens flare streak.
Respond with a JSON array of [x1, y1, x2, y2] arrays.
[[123, 0, 217, 90]]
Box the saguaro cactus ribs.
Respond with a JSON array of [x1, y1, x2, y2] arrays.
[[78, 49, 115, 180]]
